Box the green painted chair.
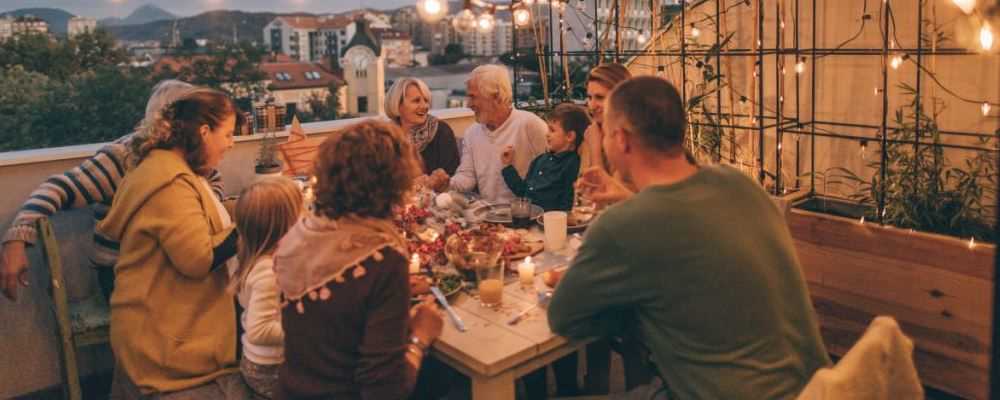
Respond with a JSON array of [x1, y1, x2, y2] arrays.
[[37, 217, 111, 400]]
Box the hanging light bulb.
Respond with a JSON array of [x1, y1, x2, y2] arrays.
[[690, 24, 700, 38], [637, 30, 647, 44], [452, 9, 477, 33], [524, 0, 535, 4], [553, 0, 566, 12], [951, 0, 976, 15], [980, 23, 994, 51], [476, 12, 495, 33], [984, 102, 992, 116], [890, 55, 903, 69], [416, 0, 448, 23], [795, 58, 805, 74], [513, 7, 531, 27]]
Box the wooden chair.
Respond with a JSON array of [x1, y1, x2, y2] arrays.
[[37, 217, 111, 400]]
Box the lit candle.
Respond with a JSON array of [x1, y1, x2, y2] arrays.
[[410, 254, 421, 274], [518, 256, 535, 287]]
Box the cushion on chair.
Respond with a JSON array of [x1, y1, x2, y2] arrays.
[[69, 294, 111, 335], [796, 316, 923, 400]]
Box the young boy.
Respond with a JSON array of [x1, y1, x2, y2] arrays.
[[501, 103, 588, 211]]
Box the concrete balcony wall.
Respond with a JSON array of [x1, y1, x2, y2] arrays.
[[0, 108, 474, 398]]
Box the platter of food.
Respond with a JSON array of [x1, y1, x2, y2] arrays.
[[410, 272, 464, 302], [470, 203, 544, 225]]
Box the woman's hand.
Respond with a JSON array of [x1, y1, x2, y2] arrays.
[[1, 241, 29, 301], [409, 298, 444, 346], [429, 169, 451, 193], [575, 167, 634, 207]]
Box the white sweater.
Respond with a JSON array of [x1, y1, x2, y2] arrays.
[[237, 256, 285, 365], [450, 109, 548, 204]]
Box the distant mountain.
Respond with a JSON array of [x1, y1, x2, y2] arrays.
[[106, 10, 305, 44], [0, 8, 74, 35], [100, 4, 177, 27]]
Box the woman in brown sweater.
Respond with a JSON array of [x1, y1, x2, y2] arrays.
[[274, 120, 443, 400]]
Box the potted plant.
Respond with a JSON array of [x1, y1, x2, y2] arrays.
[[253, 102, 286, 180], [254, 129, 283, 179], [788, 86, 996, 398]]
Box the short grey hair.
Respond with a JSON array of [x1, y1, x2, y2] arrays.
[[145, 80, 195, 122], [131, 80, 196, 155], [384, 78, 432, 120], [467, 64, 512, 106]]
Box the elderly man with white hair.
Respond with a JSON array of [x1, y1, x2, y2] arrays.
[[448, 64, 548, 204]]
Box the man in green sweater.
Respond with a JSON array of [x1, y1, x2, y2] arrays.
[[548, 76, 831, 399]]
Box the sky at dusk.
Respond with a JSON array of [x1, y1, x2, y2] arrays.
[[1, 0, 414, 19]]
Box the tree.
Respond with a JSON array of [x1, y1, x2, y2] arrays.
[[154, 41, 267, 100], [297, 81, 343, 123], [68, 28, 128, 72]]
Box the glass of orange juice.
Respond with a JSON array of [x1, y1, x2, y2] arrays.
[[475, 258, 505, 308]]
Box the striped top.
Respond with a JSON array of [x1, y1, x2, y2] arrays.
[[1, 133, 225, 269]]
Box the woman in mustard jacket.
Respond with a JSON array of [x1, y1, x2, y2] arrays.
[[98, 88, 244, 398]]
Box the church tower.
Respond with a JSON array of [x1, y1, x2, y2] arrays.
[[341, 18, 384, 116]]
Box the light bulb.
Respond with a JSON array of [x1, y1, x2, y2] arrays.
[[951, 0, 976, 15], [637, 31, 647, 44], [423, 0, 441, 14], [513, 8, 531, 27], [524, 0, 535, 4], [983, 102, 992, 116], [890, 55, 902, 69], [476, 13, 495, 33], [417, 0, 447, 22], [980, 23, 994, 51], [795, 60, 805, 74], [690, 26, 700, 38]]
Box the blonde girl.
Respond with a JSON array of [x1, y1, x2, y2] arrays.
[[230, 176, 303, 399]]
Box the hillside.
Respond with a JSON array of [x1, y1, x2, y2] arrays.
[[0, 8, 74, 35], [100, 4, 177, 27], [105, 10, 318, 44]]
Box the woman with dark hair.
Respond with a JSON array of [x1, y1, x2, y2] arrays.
[[98, 88, 246, 398], [274, 119, 444, 400]]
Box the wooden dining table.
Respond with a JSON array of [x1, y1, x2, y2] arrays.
[[429, 236, 594, 400]]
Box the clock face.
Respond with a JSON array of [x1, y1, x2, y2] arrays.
[[345, 47, 375, 70]]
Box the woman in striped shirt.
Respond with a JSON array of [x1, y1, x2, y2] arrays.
[[0, 80, 228, 302]]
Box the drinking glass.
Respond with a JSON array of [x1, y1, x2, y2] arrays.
[[475, 257, 505, 308]]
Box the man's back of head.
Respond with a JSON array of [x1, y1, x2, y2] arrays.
[[606, 76, 686, 156]]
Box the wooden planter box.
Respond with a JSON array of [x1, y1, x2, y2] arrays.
[[787, 199, 994, 399]]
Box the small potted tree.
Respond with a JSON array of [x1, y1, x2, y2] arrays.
[[254, 101, 285, 180]]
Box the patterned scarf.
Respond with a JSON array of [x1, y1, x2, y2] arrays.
[[274, 213, 408, 314], [408, 115, 440, 153]]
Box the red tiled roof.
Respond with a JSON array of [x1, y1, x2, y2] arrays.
[[260, 62, 345, 91], [276, 15, 352, 30]]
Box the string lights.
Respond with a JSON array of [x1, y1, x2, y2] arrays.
[[980, 22, 994, 51]]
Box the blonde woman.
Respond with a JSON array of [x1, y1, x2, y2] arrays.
[[384, 77, 460, 175], [230, 176, 303, 399]]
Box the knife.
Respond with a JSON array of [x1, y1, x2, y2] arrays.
[[430, 286, 466, 332]]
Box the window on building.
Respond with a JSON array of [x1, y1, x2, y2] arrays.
[[358, 96, 368, 113]]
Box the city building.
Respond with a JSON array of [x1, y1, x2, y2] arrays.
[[10, 16, 48, 36], [67, 16, 97, 37], [263, 15, 353, 63], [374, 29, 414, 67], [0, 17, 13, 41], [340, 19, 384, 116], [461, 20, 513, 57], [259, 61, 347, 115], [560, 0, 666, 56]]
